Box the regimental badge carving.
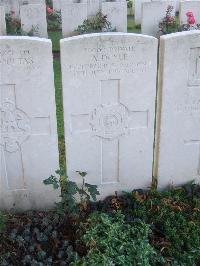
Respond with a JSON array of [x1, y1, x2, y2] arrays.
[[0, 101, 31, 153], [90, 103, 129, 139]]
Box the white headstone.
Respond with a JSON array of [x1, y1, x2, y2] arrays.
[[102, 1, 127, 32], [82, 0, 101, 17], [179, 1, 200, 25], [0, 36, 60, 210], [141, 1, 176, 37], [0, 6, 6, 35], [154, 30, 200, 188], [61, 33, 158, 199], [53, 0, 61, 11], [134, 0, 150, 25], [20, 4, 48, 38], [19, 0, 45, 5], [61, 3, 87, 37]]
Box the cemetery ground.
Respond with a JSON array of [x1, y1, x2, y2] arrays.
[[1, 12, 200, 266]]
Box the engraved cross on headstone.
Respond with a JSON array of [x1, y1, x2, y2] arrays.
[[70, 79, 148, 184], [0, 84, 50, 191]]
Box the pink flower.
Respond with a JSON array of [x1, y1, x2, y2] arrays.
[[47, 6, 53, 14], [186, 11, 194, 18], [186, 11, 196, 25]]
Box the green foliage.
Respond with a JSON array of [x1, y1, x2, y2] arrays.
[[0, 211, 79, 265], [0, 212, 6, 232], [159, 5, 179, 35], [75, 11, 116, 34], [74, 211, 164, 265], [43, 170, 99, 215], [47, 9, 61, 31], [6, 12, 39, 36], [124, 182, 200, 265]]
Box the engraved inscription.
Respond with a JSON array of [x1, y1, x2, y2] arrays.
[[90, 103, 129, 139], [66, 44, 151, 78], [188, 47, 200, 86], [0, 101, 31, 153]]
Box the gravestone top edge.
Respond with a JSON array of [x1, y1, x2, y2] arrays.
[[0, 36, 51, 43], [60, 32, 158, 44], [160, 30, 200, 40]]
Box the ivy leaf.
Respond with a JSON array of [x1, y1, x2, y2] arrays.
[[43, 175, 59, 190], [76, 171, 87, 178], [85, 183, 100, 201]]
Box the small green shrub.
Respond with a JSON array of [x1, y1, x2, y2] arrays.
[[125, 182, 200, 265], [159, 5, 178, 35], [74, 211, 164, 265], [43, 170, 99, 215], [6, 12, 39, 36], [75, 11, 116, 34], [46, 6, 61, 31]]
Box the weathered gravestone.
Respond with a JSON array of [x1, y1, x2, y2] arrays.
[[61, 2, 87, 37], [82, 0, 100, 17], [179, 1, 200, 25], [141, 1, 176, 37], [0, 6, 6, 35], [0, 37, 60, 210], [101, 1, 127, 32], [20, 4, 48, 38], [134, 0, 150, 25], [19, 0, 46, 5], [0, 0, 20, 16], [61, 33, 158, 198], [154, 31, 200, 188]]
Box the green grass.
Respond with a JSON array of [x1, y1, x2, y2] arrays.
[[49, 15, 140, 52], [127, 15, 141, 33], [53, 58, 66, 170], [48, 30, 62, 52]]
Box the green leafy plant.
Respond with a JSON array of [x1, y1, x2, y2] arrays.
[[124, 182, 200, 265], [46, 6, 61, 31], [74, 211, 164, 265], [43, 170, 99, 215], [75, 11, 116, 34], [158, 5, 178, 35], [0, 212, 6, 232], [6, 12, 39, 36], [0, 211, 79, 265]]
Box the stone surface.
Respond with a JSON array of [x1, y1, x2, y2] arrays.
[[134, 0, 150, 25], [19, 0, 45, 5], [61, 2, 87, 37], [61, 33, 158, 198], [101, 1, 127, 32], [0, 37, 60, 211], [154, 31, 200, 188], [20, 3, 48, 38], [82, 0, 100, 17], [179, 1, 200, 25], [0, 0, 20, 16], [141, 1, 176, 37], [0, 6, 6, 35]]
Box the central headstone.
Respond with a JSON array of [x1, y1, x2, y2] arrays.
[[20, 4, 48, 38], [0, 37, 59, 210], [61, 33, 158, 198]]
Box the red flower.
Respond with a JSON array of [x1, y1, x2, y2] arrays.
[[186, 11, 194, 17], [47, 6, 53, 14], [188, 16, 196, 24]]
